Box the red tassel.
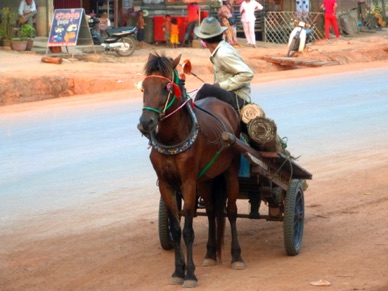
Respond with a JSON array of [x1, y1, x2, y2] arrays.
[[173, 83, 181, 98], [191, 99, 194, 109]]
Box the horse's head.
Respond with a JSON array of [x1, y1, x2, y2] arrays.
[[138, 53, 182, 135]]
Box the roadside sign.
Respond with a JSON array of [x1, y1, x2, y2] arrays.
[[47, 8, 94, 55]]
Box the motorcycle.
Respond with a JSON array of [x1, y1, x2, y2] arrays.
[[88, 16, 137, 57], [287, 19, 314, 57]]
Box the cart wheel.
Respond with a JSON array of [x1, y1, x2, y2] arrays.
[[158, 193, 182, 250], [283, 179, 305, 256], [158, 197, 173, 250]]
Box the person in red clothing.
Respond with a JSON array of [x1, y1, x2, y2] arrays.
[[321, 0, 341, 40], [182, 2, 199, 47]]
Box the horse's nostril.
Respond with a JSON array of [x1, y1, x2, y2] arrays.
[[137, 123, 144, 132], [139, 115, 157, 133]]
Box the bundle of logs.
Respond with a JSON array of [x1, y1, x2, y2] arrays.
[[240, 104, 283, 153]]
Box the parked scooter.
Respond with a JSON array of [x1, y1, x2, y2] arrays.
[[287, 19, 314, 57], [88, 16, 137, 57]]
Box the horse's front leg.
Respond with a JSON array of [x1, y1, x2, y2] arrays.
[[181, 183, 198, 288], [159, 182, 185, 285]]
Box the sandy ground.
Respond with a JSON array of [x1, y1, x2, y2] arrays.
[[1, 31, 388, 105], [1, 32, 388, 290]]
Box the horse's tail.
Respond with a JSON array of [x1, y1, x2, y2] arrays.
[[213, 175, 227, 262]]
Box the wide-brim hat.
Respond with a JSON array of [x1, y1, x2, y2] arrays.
[[194, 17, 227, 39]]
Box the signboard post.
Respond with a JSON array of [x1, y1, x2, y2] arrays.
[[47, 8, 94, 57]]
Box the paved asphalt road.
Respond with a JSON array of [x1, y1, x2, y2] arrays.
[[1, 67, 387, 221]]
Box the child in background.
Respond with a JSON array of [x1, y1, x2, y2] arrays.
[[136, 10, 145, 48], [163, 14, 171, 47], [170, 17, 179, 48], [98, 12, 111, 37]]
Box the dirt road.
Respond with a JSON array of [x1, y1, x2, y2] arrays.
[[1, 33, 388, 291]]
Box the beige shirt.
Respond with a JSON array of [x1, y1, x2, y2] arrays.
[[210, 40, 254, 102]]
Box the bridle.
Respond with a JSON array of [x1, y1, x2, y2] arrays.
[[142, 71, 190, 120], [141, 70, 199, 155], [140, 68, 225, 177]]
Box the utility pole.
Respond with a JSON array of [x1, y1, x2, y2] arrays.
[[114, 0, 119, 27]]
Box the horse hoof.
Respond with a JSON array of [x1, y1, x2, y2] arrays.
[[170, 276, 184, 285], [183, 279, 198, 288], [202, 258, 217, 267], [232, 261, 245, 270]]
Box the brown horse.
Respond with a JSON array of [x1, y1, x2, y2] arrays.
[[138, 53, 244, 287]]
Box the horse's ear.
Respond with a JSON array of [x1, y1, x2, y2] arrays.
[[172, 54, 182, 69]]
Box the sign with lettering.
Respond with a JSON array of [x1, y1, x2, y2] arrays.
[[48, 8, 93, 47]]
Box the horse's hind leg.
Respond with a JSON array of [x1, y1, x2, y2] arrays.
[[225, 161, 245, 270], [198, 182, 218, 267]]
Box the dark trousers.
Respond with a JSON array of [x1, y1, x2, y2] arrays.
[[195, 84, 247, 111], [184, 20, 197, 42]]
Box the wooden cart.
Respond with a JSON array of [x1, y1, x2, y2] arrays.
[[158, 131, 313, 256]]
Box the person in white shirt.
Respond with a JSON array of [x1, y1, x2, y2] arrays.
[[240, 0, 263, 48], [18, 0, 37, 26]]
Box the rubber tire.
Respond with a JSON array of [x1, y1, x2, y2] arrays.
[[116, 37, 136, 56], [158, 197, 174, 250], [283, 179, 305, 256], [158, 193, 182, 250], [287, 37, 298, 57]]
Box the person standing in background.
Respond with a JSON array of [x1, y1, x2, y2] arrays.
[[18, 0, 37, 26], [136, 10, 146, 48], [182, 2, 199, 47], [170, 17, 179, 48], [163, 14, 172, 47], [240, 0, 263, 48], [321, 0, 341, 41], [218, 0, 240, 47]]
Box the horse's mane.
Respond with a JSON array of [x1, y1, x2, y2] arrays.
[[144, 53, 174, 78]]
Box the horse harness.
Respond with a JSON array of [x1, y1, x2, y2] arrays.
[[142, 70, 231, 177]]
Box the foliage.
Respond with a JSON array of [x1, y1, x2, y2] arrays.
[[0, 7, 17, 40], [11, 37, 26, 42], [0, 27, 5, 38], [19, 24, 35, 39]]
